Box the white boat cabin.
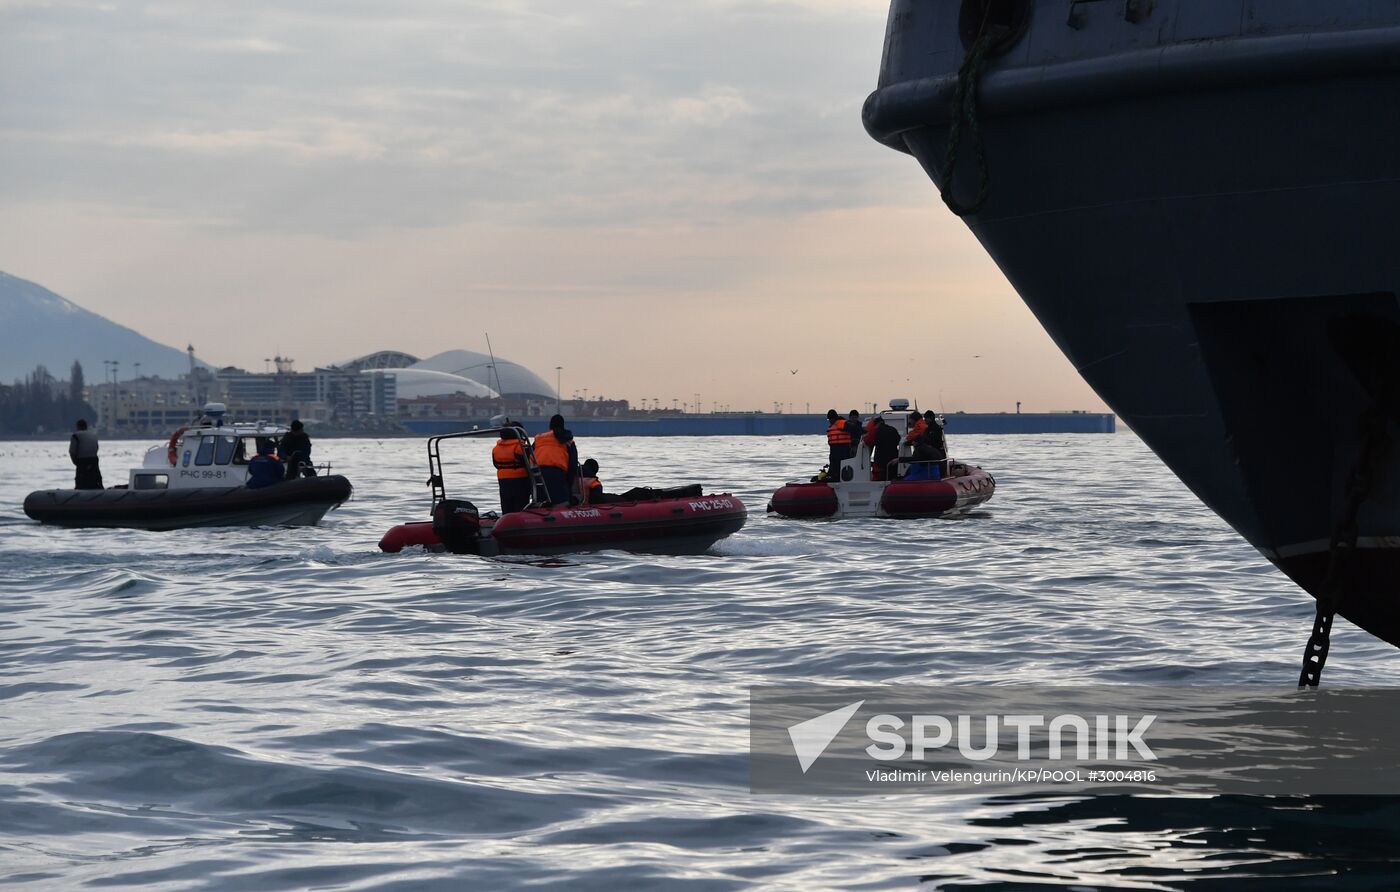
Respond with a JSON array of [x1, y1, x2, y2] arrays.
[[129, 403, 291, 491]]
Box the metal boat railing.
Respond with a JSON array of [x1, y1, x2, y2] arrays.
[[426, 426, 550, 510]]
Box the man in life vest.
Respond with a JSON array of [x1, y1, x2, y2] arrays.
[[576, 457, 623, 505], [898, 411, 928, 480], [492, 426, 532, 513], [532, 414, 577, 505], [826, 409, 854, 483], [905, 410, 948, 480], [905, 410, 927, 445]]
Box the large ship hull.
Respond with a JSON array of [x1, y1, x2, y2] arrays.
[[865, 2, 1400, 646]]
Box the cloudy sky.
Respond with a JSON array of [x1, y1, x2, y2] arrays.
[[0, 0, 1106, 413]]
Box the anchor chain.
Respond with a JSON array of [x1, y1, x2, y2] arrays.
[[940, 28, 999, 217], [1297, 406, 1392, 687]]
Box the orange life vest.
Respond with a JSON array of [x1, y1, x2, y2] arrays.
[[532, 430, 569, 470], [492, 439, 527, 479], [577, 475, 601, 503], [827, 421, 853, 446], [906, 419, 928, 443]]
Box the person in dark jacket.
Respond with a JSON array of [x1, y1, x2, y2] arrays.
[[845, 410, 862, 442], [277, 419, 315, 479], [905, 411, 948, 480], [863, 415, 902, 481], [845, 410, 864, 470], [920, 410, 948, 462], [532, 414, 577, 505], [69, 419, 102, 489], [246, 440, 285, 489]]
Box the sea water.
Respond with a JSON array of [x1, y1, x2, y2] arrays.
[[2, 432, 1398, 889]]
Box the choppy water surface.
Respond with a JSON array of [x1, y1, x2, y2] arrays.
[[2, 432, 1399, 889]]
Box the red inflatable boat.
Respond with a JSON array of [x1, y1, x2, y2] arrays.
[[769, 467, 995, 519], [381, 494, 747, 556], [379, 427, 746, 556]]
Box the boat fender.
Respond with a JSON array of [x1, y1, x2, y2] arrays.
[[167, 426, 188, 466], [432, 499, 481, 555]]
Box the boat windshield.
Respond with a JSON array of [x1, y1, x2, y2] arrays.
[[194, 437, 216, 466], [214, 435, 238, 465]]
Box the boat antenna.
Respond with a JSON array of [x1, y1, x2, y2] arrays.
[[484, 332, 505, 414]]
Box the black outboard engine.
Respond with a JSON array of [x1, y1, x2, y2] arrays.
[[432, 499, 481, 554]]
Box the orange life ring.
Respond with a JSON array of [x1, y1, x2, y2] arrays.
[[167, 426, 187, 465]]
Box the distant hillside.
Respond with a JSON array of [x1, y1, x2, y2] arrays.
[[0, 271, 205, 383]]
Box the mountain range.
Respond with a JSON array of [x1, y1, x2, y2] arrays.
[[0, 271, 204, 384]]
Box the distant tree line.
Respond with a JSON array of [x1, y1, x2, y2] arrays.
[[0, 361, 96, 434]]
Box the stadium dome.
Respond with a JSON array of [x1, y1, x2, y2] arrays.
[[380, 367, 497, 399], [411, 350, 556, 399], [337, 350, 421, 372]]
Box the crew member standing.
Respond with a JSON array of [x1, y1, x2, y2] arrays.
[[864, 415, 902, 481], [69, 419, 102, 490], [905, 411, 927, 445], [532, 414, 576, 505], [921, 410, 948, 462], [825, 409, 854, 482], [900, 411, 931, 479], [492, 426, 532, 514], [845, 410, 863, 452], [278, 419, 315, 479]]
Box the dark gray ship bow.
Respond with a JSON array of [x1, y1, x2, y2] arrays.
[[864, 1, 1400, 656]]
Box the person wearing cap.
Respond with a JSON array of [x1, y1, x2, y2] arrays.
[[278, 419, 314, 480], [532, 414, 578, 505], [246, 439, 285, 489], [492, 424, 531, 513], [825, 409, 853, 482]]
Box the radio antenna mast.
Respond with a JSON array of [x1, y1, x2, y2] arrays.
[[484, 333, 505, 414]]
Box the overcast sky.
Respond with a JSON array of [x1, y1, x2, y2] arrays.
[[0, 0, 1106, 413]]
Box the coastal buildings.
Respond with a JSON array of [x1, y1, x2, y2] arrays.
[[63, 347, 1114, 436]]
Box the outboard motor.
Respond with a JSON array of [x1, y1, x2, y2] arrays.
[[432, 499, 481, 554]]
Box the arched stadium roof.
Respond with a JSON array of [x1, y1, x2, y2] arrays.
[[411, 350, 556, 398], [337, 350, 422, 372], [379, 367, 497, 399]]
